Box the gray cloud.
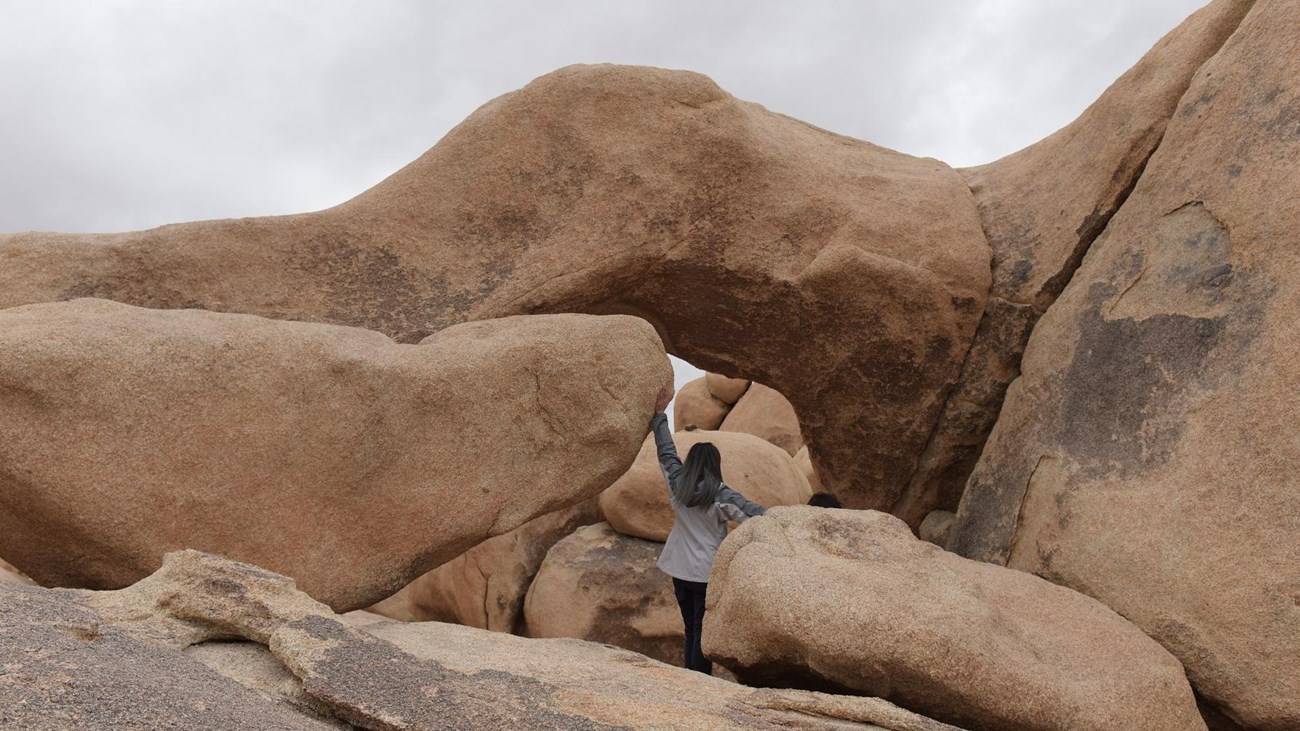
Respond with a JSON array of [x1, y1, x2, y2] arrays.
[[0, 0, 1207, 235]]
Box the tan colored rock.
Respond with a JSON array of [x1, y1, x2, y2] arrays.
[[705, 373, 750, 405], [918, 510, 955, 546], [673, 376, 731, 432], [599, 430, 812, 542], [522, 523, 682, 666], [367, 498, 601, 631], [705, 507, 1206, 731], [0, 582, 338, 730], [896, 0, 1256, 525], [720, 382, 803, 455], [0, 298, 669, 611], [950, 3, 1299, 726], [0, 64, 991, 512], [793, 446, 824, 493], [85, 550, 961, 731], [0, 557, 34, 586]]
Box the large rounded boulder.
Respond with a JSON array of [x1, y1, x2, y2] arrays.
[[0, 299, 669, 610]]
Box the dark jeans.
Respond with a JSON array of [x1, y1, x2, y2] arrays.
[[672, 578, 711, 674]]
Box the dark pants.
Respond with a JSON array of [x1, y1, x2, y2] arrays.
[[672, 578, 711, 674]]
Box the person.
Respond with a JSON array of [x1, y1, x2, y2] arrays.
[[807, 492, 842, 508], [650, 387, 766, 675]]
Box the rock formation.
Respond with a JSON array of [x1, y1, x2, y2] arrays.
[[0, 299, 669, 610], [893, 0, 1257, 526], [0, 557, 34, 586], [705, 373, 750, 405], [0, 64, 992, 513], [704, 507, 1206, 731], [720, 382, 803, 455], [949, 1, 1299, 726], [599, 430, 812, 542], [368, 499, 602, 630], [793, 446, 824, 493], [522, 523, 683, 666], [672, 376, 731, 431], [1, 550, 958, 730]]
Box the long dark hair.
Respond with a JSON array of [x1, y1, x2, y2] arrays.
[[672, 442, 723, 508]]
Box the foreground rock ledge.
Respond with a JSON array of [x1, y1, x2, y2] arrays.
[[0, 299, 669, 610], [0, 550, 962, 730], [703, 508, 1206, 731]]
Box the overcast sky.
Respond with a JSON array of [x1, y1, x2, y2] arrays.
[[0, 0, 1210, 397]]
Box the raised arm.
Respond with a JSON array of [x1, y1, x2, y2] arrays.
[[716, 485, 767, 523], [651, 388, 682, 486]]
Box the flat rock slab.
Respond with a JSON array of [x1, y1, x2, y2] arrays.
[[0, 299, 668, 610], [704, 507, 1205, 731]]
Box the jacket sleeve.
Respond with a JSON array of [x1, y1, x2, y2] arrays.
[[651, 412, 682, 487], [716, 485, 766, 523]]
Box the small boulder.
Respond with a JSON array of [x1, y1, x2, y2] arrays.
[[672, 377, 731, 432], [719, 383, 803, 455], [522, 523, 682, 666], [599, 430, 811, 542], [918, 510, 955, 546], [704, 373, 750, 405], [704, 507, 1206, 731]]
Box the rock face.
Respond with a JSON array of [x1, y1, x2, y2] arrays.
[[705, 373, 750, 405], [522, 523, 682, 666], [950, 2, 1300, 727], [0, 557, 34, 586], [894, 0, 1257, 525], [0, 583, 337, 730], [704, 508, 1206, 731], [599, 430, 812, 542], [368, 498, 602, 631], [720, 382, 803, 455], [32, 549, 959, 731], [673, 376, 731, 432], [0, 63, 992, 512], [0, 299, 669, 611]]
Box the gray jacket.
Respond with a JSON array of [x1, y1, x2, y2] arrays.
[[651, 413, 765, 583]]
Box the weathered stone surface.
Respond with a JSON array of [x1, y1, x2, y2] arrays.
[[0, 64, 991, 511], [368, 498, 602, 631], [705, 373, 751, 405], [673, 376, 731, 432], [900, 0, 1256, 523], [599, 430, 812, 542], [522, 523, 682, 666], [918, 511, 955, 546], [84, 550, 963, 731], [950, 3, 1299, 726], [0, 583, 337, 730], [720, 382, 803, 455], [0, 557, 34, 585], [794, 446, 824, 493], [184, 641, 349, 728], [0, 298, 669, 611], [705, 508, 1205, 731]]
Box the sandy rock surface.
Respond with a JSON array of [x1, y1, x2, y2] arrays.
[[673, 376, 731, 432], [705, 373, 750, 405], [895, 0, 1256, 525], [951, 2, 1300, 726], [522, 523, 682, 666], [0, 64, 991, 513], [368, 498, 602, 631], [719, 382, 803, 455], [704, 508, 1206, 731], [0, 299, 668, 611], [599, 430, 812, 542], [0, 557, 34, 586], [19, 550, 959, 731]]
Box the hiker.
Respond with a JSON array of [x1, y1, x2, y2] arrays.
[[650, 387, 766, 675]]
